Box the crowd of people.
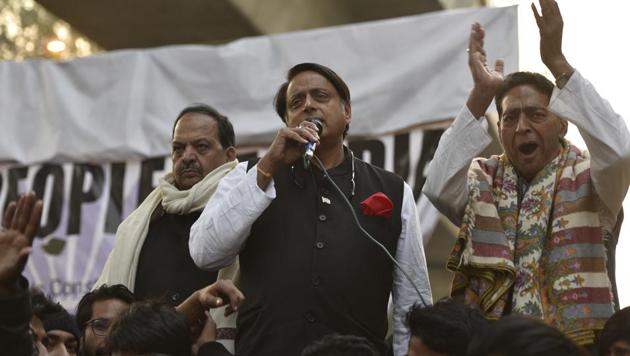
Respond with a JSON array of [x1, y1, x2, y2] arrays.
[[1, 0, 630, 355]]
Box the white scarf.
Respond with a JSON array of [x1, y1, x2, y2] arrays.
[[94, 159, 238, 290]]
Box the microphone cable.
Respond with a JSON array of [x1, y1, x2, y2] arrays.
[[311, 154, 429, 308]]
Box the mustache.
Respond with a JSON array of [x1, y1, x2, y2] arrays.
[[177, 161, 202, 175]]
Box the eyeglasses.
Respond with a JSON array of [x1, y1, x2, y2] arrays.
[[85, 318, 111, 336], [500, 107, 549, 128]]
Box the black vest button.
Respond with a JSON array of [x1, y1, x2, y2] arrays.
[[318, 214, 327, 222], [311, 276, 321, 286], [305, 312, 316, 323], [315, 241, 325, 249]]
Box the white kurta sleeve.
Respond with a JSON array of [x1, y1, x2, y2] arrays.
[[189, 161, 276, 270], [422, 105, 493, 226], [392, 182, 433, 356], [549, 70, 630, 230]]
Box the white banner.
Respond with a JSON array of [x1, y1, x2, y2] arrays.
[[0, 128, 448, 307], [0, 6, 517, 164], [0, 6, 518, 308]]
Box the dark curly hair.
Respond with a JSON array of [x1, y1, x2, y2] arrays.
[[407, 298, 488, 356], [107, 300, 191, 356], [467, 315, 588, 356]]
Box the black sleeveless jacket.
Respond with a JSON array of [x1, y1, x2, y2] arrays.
[[236, 153, 404, 355]]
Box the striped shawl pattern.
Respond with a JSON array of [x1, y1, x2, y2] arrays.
[[447, 142, 614, 345]]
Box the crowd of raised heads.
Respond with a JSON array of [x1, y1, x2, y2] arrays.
[[10, 282, 630, 356], [3, 193, 628, 355]]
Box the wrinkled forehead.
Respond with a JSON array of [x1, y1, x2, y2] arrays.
[[172, 113, 219, 142], [501, 84, 551, 112]]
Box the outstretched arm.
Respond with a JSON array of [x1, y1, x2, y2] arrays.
[[0, 193, 43, 356], [176, 279, 245, 322], [423, 23, 499, 225], [534, 0, 630, 227], [176, 280, 243, 356], [532, 0, 574, 84]]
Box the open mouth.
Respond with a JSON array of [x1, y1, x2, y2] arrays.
[[518, 142, 539, 155]]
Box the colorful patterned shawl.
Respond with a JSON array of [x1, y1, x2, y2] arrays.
[[447, 141, 614, 345]]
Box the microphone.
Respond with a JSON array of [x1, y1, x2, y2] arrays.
[[303, 117, 323, 167]]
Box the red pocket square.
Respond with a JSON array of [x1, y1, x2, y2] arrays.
[[360, 192, 393, 220]]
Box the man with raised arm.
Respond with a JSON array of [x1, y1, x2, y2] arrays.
[[423, 0, 630, 346], [190, 62, 431, 356], [0, 192, 44, 355]]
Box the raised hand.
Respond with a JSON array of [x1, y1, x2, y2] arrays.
[[466, 22, 504, 119], [468, 22, 504, 92], [532, 0, 573, 79], [0, 192, 43, 295]]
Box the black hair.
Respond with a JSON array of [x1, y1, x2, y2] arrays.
[[31, 289, 80, 341], [598, 306, 630, 355], [407, 298, 488, 356], [495, 71, 554, 118], [467, 315, 588, 356], [31, 288, 66, 318], [171, 103, 235, 148], [75, 284, 135, 333], [273, 63, 351, 136], [300, 334, 380, 356], [107, 300, 191, 356]]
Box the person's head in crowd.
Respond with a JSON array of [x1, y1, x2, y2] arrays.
[[107, 300, 191, 356], [171, 103, 237, 190], [31, 290, 80, 356], [300, 333, 381, 356], [599, 306, 630, 356], [407, 298, 488, 356], [494, 71, 568, 181], [43, 311, 80, 356], [467, 315, 588, 356], [76, 284, 134, 356], [274, 62, 352, 145]]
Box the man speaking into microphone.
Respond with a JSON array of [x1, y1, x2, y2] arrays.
[[189, 63, 432, 356]]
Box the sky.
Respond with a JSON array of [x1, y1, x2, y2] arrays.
[[491, 0, 630, 307]]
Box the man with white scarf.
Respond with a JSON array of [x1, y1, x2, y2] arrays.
[[95, 104, 237, 305]]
